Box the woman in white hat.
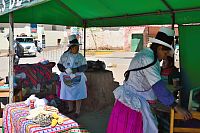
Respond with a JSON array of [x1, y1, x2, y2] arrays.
[[107, 27, 192, 133], [57, 34, 87, 118]]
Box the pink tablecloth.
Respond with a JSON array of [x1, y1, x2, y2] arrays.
[[3, 102, 79, 133]]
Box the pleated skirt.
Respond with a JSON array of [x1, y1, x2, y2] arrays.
[[107, 100, 143, 133]]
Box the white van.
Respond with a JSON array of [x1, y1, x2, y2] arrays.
[[15, 36, 37, 57]]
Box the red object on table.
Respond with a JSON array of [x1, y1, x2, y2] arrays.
[[30, 99, 35, 109]]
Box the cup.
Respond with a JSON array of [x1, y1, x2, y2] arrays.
[[173, 78, 180, 88], [30, 99, 35, 109]]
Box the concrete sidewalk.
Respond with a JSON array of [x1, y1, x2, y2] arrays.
[[94, 51, 135, 58], [0, 50, 8, 57]]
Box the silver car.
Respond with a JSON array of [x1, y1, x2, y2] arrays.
[[15, 36, 37, 57]]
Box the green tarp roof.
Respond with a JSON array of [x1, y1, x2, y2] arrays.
[[0, 0, 200, 27]]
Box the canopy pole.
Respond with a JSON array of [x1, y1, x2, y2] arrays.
[[8, 12, 14, 103], [160, 0, 176, 51], [160, 0, 175, 29], [83, 20, 87, 57], [160, 0, 174, 26], [171, 13, 175, 29], [171, 13, 175, 49], [160, 0, 173, 11]]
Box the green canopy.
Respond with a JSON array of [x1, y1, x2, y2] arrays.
[[1, 0, 200, 105], [0, 0, 200, 27]]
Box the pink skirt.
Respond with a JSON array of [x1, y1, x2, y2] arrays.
[[107, 100, 143, 133]]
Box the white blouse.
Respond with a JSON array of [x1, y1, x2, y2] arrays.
[[114, 48, 161, 105], [113, 48, 161, 133]]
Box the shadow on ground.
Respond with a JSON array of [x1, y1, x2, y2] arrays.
[[60, 105, 112, 133], [77, 106, 112, 133]]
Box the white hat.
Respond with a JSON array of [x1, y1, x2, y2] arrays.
[[149, 27, 175, 52], [67, 34, 82, 47]]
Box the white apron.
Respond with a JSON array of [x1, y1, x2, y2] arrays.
[[59, 51, 87, 100], [60, 72, 87, 100]]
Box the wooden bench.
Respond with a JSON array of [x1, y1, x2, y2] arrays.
[[170, 108, 200, 133]]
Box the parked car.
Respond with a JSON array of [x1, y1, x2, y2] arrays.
[[15, 36, 37, 57]]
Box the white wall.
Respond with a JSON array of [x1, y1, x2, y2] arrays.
[[1, 24, 125, 50], [43, 24, 64, 31], [0, 33, 9, 49], [86, 28, 124, 49], [44, 31, 65, 47]]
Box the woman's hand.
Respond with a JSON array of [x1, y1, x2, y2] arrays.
[[65, 68, 72, 74], [174, 105, 192, 120]]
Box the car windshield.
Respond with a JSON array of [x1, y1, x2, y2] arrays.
[[16, 38, 34, 43]]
